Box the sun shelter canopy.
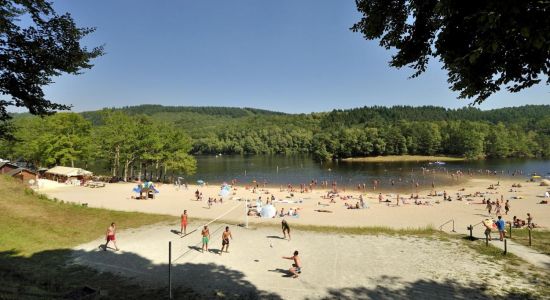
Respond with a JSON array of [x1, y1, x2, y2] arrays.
[[46, 166, 93, 177], [260, 204, 277, 218]]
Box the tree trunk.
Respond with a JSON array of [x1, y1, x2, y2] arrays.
[[112, 146, 120, 177], [123, 159, 132, 182], [138, 163, 142, 181]]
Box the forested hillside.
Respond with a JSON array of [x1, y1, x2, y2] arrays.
[[2, 105, 550, 168]]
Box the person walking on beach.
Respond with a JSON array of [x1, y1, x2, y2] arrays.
[[104, 222, 119, 251], [486, 201, 492, 215], [496, 216, 506, 241], [220, 226, 233, 255], [378, 193, 383, 203], [201, 225, 210, 253], [483, 220, 493, 241], [180, 210, 188, 235], [282, 250, 302, 278], [282, 219, 291, 240], [527, 213, 534, 228], [495, 201, 501, 215], [504, 200, 510, 215]]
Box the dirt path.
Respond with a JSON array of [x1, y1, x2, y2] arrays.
[[71, 222, 539, 299]]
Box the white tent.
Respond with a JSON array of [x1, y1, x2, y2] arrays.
[[46, 166, 93, 177], [260, 204, 277, 218]]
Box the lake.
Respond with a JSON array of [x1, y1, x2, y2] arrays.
[[185, 155, 550, 191]]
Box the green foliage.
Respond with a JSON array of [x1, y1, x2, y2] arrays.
[[1, 105, 549, 167], [352, 0, 550, 103], [0, 0, 103, 130]]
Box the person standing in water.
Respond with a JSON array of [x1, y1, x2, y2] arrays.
[[282, 219, 291, 240], [180, 210, 188, 235], [220, 226, 233, 255]]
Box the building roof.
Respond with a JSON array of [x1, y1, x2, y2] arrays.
[[5, 167, 36, 177], [46, 166, 93, 177], [0, 162, 19, 170]]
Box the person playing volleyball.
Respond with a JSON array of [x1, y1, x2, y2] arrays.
[[282, 219, 291, 240], [282, 250, 301, 278], [201, 225, 210, 253], [104, 222, 119, 251], [220, 226, 233, 255], [180, 210, 188, 235]]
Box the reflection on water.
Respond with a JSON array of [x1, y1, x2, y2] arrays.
[[184, 155, 550, 191]]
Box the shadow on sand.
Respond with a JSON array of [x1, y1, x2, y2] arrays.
[[0, 248, 282, 300], [305, 275, 536, 300]]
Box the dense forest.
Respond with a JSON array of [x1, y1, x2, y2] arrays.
[[2, 105, 550, 174]]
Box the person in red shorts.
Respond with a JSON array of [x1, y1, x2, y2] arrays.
[[104, 222, 119, 251], [181, 210, 188, 235]]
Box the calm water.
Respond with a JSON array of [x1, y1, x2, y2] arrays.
[[185, 155, 550, 191]]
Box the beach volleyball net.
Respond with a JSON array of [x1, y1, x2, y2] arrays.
[[170, 201, 248, 264]]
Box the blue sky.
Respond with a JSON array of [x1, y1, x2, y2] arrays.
[[33, 1, 549, 113]]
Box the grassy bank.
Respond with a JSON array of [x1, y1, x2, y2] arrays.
[[509, 228, 550, 256], [341, 155, 465, 163], [0, 176, 189, 299]]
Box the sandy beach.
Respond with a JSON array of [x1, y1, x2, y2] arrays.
[[72, 222, 539, 299], [41, 176, 550, 234]]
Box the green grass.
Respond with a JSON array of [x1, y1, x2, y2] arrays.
[[0, 176, 176, 256], [287, 224, 439, 237], [509, 227, 550, 256], [0, 176, 189, 299]]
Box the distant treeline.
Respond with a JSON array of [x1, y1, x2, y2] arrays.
[[4, 105, 550, 164]]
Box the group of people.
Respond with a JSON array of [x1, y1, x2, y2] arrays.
[[485, 199, 510, 216]]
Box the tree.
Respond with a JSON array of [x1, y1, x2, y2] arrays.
[[0, 0, 103, 132], [352, 0, 550, 103], [9, 113, 91, 167]]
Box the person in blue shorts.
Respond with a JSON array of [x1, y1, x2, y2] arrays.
[[496, 215, 506, 241]]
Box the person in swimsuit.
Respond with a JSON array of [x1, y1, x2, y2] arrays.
[[104, 222, 119, 251], [201, 225, 210, 253], [220, 226, 233, 255], [282, 219, 291, 240], [282, 250, 302, 278], [181, 210, 188, 235], [504, 200, 510, 215]]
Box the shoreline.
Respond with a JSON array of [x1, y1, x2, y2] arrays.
[[40, 176, 550, 232], [341, 155, 466, 163]]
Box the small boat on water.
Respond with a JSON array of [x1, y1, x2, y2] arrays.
[[428, 161, 446, 165]]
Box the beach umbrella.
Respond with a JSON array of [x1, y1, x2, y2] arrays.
[[219, 188, 230, 198], [260, 204, 277, 218]]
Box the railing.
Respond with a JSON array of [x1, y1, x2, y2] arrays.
[[438, 219, 456, 232]]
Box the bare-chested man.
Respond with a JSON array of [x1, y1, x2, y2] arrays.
[[220, 226, 233, 255], [104, 222, 119, 251], [282, 250, 301, 278], [201, 225, 210, 253]]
